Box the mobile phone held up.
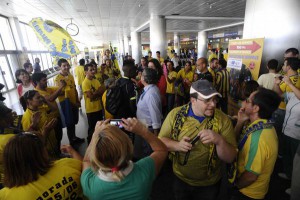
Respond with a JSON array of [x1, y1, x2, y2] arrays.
[[110, 119, 124, 129]]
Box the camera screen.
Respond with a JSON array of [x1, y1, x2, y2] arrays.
[[110, 120, 123, 128]]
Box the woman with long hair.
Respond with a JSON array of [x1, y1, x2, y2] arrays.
[[81, 118, 168, 200], [0, 133, 83, 199], [20, 90, 59, 158]]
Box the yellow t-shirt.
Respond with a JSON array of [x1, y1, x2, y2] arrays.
[[74, 65, 85, 86], [176, 69, 194, 92], [191, 65, 196, 73], [278, 75, 300, 109], [54, 73, 77, 105], [95, 68, 104, 84], [166, 71, 177, 94], [102, 90, 114, 119], [0, 158, 83, 199], [159, 107, 237, 186], [82, 77, 102, 113], [158, 57, 164, 64], [208, 67, 216, 86], [22, 109, 58, 158], [0, 134, 15, 185], [238, 119, 278, 199], [35, 87, 59, 119]]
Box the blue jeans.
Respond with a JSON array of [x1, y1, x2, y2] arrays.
[[173, 175, 220, 200], [166, 93, 175, 114]]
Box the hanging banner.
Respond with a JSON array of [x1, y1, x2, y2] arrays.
[[29, 18, 80, 65], [227, 38, 264, 115]]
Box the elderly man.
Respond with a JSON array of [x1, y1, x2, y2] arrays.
[[159, 79, 237, 200]]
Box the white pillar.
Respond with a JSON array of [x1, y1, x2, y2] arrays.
[[119, 39, 124, 56], [197, 31, 207, 58], [243, 0, 300, 65], [174, 33, 180, 55], [150, 15, 167, 58], [124, 36, 129, 55], [131, 31, 141, 63]]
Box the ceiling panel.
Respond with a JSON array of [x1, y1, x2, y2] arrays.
[[2, 0, 246, 46]]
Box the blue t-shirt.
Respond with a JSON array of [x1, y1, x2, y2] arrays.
[[81, 157, 155, 200]]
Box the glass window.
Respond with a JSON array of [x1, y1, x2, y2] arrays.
[[7, 54, 20, 81], [41, 53, 49, 70], [0, 56, 15, 90], [0, 17, 16, 50]]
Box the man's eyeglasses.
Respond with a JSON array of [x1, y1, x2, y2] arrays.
[[197, 97, 219, 104]]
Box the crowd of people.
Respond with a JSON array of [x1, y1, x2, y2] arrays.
[[0, 47, 299, 200]]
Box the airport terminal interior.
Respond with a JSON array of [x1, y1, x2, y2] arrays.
[[0, 0, 299, 200]]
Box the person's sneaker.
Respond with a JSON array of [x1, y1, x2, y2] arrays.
[[285, 188, 291, 195], [278, 173, 291, 180]]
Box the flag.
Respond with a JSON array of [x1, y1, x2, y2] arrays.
[[29, 18, 80, 63]]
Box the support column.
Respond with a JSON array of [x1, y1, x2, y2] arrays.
[[197, 31, 207, 58], [174, 33, 180, 55], [123, 36, 129, 55], [8, 17, 27, 71], [119, 38, 125, 56], [243, 0, 300, 68], [150, 15, 167, 58], [131, 31, 141, 63]]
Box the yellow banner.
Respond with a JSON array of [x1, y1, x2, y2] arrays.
[[29, 18, 80, 60], [227, 38, 264, 115], [227, 38, 264, 80]]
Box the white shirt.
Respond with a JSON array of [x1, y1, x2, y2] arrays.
[[257, 73, 278, 90]]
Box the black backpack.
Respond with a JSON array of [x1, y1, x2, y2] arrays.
[[105, 81, 126, 115]]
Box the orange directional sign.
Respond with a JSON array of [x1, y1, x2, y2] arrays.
[[227, 38, 264, 116], [228, 38, 264, 80], [229, 41, 261, 53]]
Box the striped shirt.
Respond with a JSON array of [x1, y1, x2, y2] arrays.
[[215, 68, 230, 98]]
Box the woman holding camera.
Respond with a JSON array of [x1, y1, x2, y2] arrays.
[[80, 118, 168, 200]]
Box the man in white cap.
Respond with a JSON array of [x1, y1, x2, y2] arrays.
[[159, 79, 237, 200]]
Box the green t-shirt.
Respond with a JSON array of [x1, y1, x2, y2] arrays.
[[81, 157, 155, 200]]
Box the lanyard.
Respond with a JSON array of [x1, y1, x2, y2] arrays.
[[238, 120, 273, 150]]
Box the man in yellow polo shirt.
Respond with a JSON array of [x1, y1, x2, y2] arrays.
[[82, 63, 105, 144], [234, 88, 281, 199], [54, 58, 84, 146], [159, 80, 237, 200], [208, 58, 219, 85]]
